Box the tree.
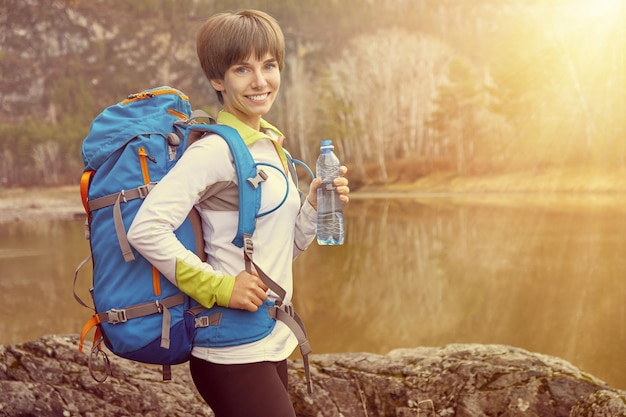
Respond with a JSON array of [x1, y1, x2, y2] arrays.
[[318, 29, 455, 182], [33, 141, 61, 185], [428, 59, 479, 174], [272, 41, 318, 165], [1, 0, 625, 187]]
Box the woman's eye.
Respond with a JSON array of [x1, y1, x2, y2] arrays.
[[264, 63, 277, 71]]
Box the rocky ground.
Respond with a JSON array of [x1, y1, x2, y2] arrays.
[[1, 335, 626, 417]]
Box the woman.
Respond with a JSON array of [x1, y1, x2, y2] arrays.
[[127, 9, 350, 417]]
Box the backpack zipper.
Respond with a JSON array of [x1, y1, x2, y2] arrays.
[[122, 88, 189, 105], [168, 108, 188, 119], [138, 147, 155, 184]]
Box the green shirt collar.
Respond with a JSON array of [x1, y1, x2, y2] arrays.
[[216, 110, 289, 170], [216, 110, 284, 147]]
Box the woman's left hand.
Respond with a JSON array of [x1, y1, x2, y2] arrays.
[[306, 165, 350, 211]]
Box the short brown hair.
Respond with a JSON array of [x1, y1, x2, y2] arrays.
[[196, 10, 285, 103]]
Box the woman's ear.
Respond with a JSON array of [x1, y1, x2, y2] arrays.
[[210, 79, 224, 92]]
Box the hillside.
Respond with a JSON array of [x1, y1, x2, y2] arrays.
[[1, 0, 624, 188]]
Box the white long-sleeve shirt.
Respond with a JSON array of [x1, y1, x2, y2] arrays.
[[127, 112, 317, 364]]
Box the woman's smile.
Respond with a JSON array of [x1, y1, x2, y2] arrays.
[[247, 92, 270, 103]]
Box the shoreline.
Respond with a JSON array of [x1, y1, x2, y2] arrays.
[[0, 186, 84, 224], [4, 183, 626, 224]]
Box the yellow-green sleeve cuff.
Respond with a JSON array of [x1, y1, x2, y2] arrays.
[[175, 258, 235, 307]]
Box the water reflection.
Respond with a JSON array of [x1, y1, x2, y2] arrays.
[[293, 195, 626, 391], [0, 220, 92, 345], [1, 195, 625, 391]]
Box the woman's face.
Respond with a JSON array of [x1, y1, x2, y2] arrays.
[[210, 52, 281, 130]]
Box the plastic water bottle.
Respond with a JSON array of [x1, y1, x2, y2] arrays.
[[316, 139, 344, 245]]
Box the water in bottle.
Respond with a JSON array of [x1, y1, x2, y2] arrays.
[[316, 139, 344, 245]]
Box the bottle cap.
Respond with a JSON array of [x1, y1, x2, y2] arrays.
[[320, 139, 334, 150]]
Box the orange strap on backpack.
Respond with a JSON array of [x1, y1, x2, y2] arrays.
[[137, 147, 161, 297], [80, 170, 95, 220], [78, 315, 102, 353]]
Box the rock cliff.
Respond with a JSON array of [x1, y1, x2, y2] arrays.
[[1, 335, 624, 416]]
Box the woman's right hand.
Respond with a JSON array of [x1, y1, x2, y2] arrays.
[[228, 269, 269, 312]]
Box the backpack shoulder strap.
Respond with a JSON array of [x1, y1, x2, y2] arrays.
[[185, 124, 264, 248]]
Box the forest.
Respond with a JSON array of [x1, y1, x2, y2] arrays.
[[1, 0, 624, 188]]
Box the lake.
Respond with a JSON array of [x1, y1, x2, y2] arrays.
[[1, 194, 624, 390]]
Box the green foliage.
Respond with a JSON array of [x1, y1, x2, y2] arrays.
[[0, 116, 87, 186], [0, 0, 625, 186], [427, 58, 506, 174], [429, 59, 481, 136]]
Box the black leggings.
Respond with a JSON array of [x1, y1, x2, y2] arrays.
[[189, 356, 296, 417]]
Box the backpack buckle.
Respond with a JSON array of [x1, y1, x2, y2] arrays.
[[137, 184, 152, 199], [280, 303, 295, 318], [194, 312, 222, 328], [243, 234, 254, 258], [107, 308, 128, 324], [247, 169, 268, 189]]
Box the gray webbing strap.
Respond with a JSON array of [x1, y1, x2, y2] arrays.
[[188, 306, 223, 329], [112, 192, 134, 262], [96, 293, 185, 324], [87, 184, 155, 212], [269, 305, 313, 393], [162, 365, 172, 381], [189, 109, 213, 120], [244, 234, 254, 274], [87, 184, 156, 263], [96, 293, 185, 382], [242, 234, 312, 391], [159, 303, 172, 349], [97, 293, 185, 352], [243, 234, 287, 301], [73, 254, 93, 310]]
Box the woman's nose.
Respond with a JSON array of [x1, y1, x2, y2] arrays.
[[251, 70, 268, 89]]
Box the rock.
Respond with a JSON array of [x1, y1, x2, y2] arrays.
[[0, 335, 211, 417], [570, 390, 626, 417], [1, 335, 625, 417], [288, 345, 626, 417]]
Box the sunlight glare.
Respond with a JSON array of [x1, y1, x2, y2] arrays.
[[569, 0, 622, 20]]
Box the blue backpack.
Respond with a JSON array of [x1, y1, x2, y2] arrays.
[[74, 86, 269, 381]]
